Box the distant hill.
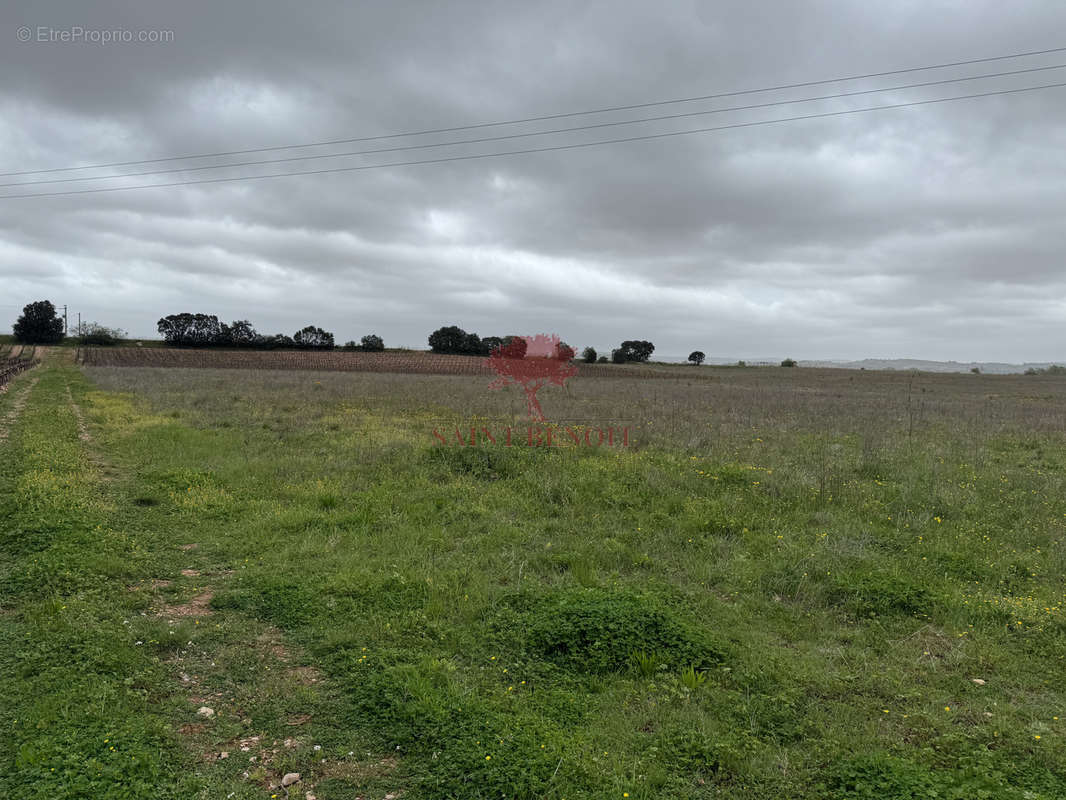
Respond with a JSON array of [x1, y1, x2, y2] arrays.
[[654, 355, 1065, 374], [798, 358, 1064, 375]]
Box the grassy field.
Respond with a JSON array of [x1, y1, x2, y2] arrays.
[[2, 353, 1066, 799]]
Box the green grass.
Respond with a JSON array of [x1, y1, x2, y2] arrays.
[[1, 359, 1065, 798]]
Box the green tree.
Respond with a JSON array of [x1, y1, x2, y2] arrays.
[[688, 351, 705, 366], [481, 336, 505, 355], [616, 340, 655, 363], [13, 300, 64, 344], [223, 320, 258, 347], [501, 336, 527, 358], [429, 325, 468, 354], [581, 346, 597, 364], [157, 313, 222, 346], [428, 325, 484, 355], [293, 326, 335, 349]]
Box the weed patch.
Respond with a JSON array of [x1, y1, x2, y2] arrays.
[[509, 589, 725, 674]]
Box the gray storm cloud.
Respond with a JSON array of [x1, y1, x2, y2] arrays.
[[2, 0, 1065, 361]]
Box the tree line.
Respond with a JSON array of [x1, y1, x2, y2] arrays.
[[156, 314, 349, 349], [428, 326, 657, 364], [9, 302, 727, 366], [153, 314, 386, 351]]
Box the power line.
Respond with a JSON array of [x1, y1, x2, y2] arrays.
[[2, 79, 1063, 201], [5, 61, 1064, 190], [3, 44, 1066, 179]]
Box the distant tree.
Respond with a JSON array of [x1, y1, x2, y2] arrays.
[[13, 300, 65, 344], [501, 335, 527, 359], [615, 340, 655, 363], [429, 325, 470, 354], [157, 313, 222, 347], [481, 336, 505, 355], [360, 334, 385, 352], [341, 340, 359, 350], [486, 334, 577, 421], [293, 326, 335, 349], [597, 355, 608, 363], [611, 348, 627, 364], [780, 357, 797, 368], [224, 320, 258, 347], [257, 333, 294, 349], [630, 340, 655, 362], [73, 321, 125, 346], [581, 346, 597, 364], [970, 367, 981, 374], [688, 351, 705, 366], [736, 360, 747, 367], [463, 332, 484, 355]]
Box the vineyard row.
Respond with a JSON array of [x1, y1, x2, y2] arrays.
[[77, 346, 679, 379]]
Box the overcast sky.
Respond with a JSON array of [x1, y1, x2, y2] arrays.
[[2, 1, 1065, 361]]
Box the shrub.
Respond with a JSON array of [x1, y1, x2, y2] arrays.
[[610, 348, 627, 364], [688, 350, 705, 365], [597, 355, 608, 363], [13, 300, 65, 344], [360, 334, 385, 351], [780, 357, 797, 367], [73, 321, 125, 346], [581, 346, 597, 364]]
